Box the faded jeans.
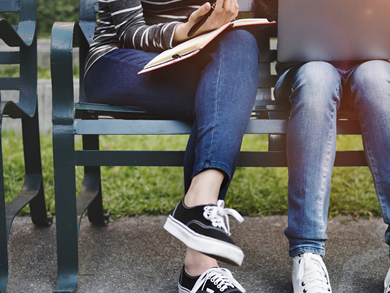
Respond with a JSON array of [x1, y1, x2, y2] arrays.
[[274, 60, 390, 257], [84, 29, 259, 198]]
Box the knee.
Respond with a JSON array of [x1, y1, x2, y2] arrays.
[[352, 60, 390, 91], [351, 60, 390, 114], [220, 30, 259, 61], [295, 62, 340, 91], [291, 62, 341, 112]]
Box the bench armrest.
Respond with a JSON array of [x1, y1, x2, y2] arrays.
[[0, 18, 36, 47], [51, 21, 89, 125]]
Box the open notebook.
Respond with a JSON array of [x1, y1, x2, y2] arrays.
[[138, 18, 275, 74]]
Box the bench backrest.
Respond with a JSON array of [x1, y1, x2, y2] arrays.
[[0, 0, 37, 115]]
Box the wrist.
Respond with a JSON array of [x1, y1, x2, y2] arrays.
[[173, 22, 191, 45]]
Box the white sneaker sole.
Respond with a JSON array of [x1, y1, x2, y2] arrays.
[[164, 215, 244, 266]]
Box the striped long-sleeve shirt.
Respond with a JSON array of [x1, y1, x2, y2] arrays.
[[85, 0, 205, 73]]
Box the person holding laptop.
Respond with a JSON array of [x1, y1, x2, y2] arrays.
[[274, 33, 390, 293], [274, 1, 390, 292]]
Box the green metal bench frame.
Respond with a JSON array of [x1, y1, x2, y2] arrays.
[[0, 0, 52, 292], [50, 0, 366, 291]]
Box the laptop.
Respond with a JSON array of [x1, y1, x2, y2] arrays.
[[277, 0, 390, 62]]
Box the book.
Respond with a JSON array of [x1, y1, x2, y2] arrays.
[[138, 18, 275, 74]]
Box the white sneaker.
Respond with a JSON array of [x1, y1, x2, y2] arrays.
[[384, 267, 390, 293], [292, 252, 332, 293]]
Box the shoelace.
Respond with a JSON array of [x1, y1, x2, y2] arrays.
[[190, 268, 245, 293], [203, 200, 244, 236], [298, 253, 331, 293]]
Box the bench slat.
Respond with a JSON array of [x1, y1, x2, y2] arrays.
[[0, 77, 20, 90], [0, 52, 19, 64], [73, 150, 366, 167]]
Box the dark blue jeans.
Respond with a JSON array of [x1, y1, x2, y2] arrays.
[[84, 29, 259, 198]]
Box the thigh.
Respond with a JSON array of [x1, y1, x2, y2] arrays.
[[84, 48, 202, 120]]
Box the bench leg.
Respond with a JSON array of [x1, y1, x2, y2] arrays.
[[53, 128, 78, 293], [82, 135, 108, 225], [0, 151, 8, 293], [0, 111, 53, 292], [22, 113, 52, 226]]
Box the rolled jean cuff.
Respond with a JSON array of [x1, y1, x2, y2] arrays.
[[192, 161, 232, 189], [289, 244, 325, 258]]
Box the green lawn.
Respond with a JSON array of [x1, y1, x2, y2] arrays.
[[2, 131, 379, 219]]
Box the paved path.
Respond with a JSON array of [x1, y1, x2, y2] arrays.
[[5, 216, 390, 292]]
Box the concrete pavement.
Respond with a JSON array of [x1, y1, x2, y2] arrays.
[[5, 215, 390, 292]]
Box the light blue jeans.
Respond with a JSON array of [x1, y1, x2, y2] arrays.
[[274, 60, 390, 257], [84, 30, 259, 199]]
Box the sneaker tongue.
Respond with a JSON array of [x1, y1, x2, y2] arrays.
[[190, 268, 244, 293], [298, 254, 330, 292]]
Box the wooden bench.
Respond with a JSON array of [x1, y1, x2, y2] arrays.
[[0, 0, 52, 291], [50, 0, 365, 291]]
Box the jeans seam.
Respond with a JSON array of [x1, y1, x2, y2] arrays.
[[205, 44, 223, 165]]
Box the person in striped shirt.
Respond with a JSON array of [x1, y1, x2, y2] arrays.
[[84, 0, 260, 291]]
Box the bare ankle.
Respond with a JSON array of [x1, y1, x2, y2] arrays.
[[184, 248, 218, 276]]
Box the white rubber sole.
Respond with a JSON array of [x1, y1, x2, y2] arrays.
[[164, 215, 244, 266]]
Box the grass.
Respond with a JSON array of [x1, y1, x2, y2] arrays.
[[0, 65, 78, 79], [2, 130, 380, 220]]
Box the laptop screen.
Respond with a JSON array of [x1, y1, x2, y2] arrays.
[[277, 0, 390, 62]]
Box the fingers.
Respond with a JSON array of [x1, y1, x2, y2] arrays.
[[213, 0, 239, 23], [188, 2, 212, 23]]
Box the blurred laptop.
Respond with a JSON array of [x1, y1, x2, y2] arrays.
[[277, 0, 390, 62]]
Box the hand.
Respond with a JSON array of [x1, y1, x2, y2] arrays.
[[173, 0, 239, 44]]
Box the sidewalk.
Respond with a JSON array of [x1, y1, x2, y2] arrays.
[[5, 215, 389, 293]]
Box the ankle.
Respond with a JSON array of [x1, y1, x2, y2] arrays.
[[184, 248, 218, 276], [184, 169, 224, 207], [184, 192, 217, 207]]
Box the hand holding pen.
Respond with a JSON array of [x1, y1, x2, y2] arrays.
[[187, 2, 216, 37], [172, 0, 239, 43]]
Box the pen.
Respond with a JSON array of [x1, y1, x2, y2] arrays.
[[187, 2, 216, 37]]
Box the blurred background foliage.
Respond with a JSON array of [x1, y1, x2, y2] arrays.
[[0, 0, 79, 38]]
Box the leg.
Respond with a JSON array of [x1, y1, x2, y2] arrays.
[[82, 135, 108, 225], [275, 61, 342, 257], [85, 30, 258, 292], [0, 127, 8, 293], [275, 61, 342, 293], [53, 126, 78, 293], [22, 110, 52, 226], [167, 31, 258, 286], [347, 60, 390, 235], [346, 60, 390, 293]]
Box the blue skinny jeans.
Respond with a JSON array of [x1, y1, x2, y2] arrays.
[[84, 30, 259, 198], [275, 60, 390, 257]]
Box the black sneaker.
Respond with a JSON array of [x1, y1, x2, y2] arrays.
[[164, 200, 244, 266], [178, 266, 246, 293]]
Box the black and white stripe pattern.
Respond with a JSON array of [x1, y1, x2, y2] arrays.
[[85, 0, 204, 74]]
